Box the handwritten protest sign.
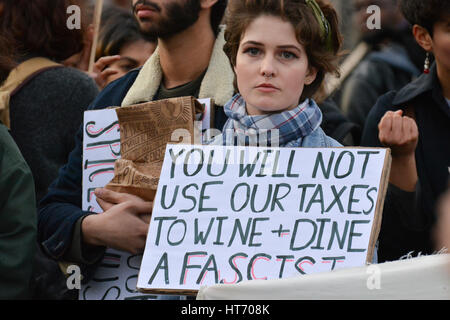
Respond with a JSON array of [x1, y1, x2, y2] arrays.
[[80, 108, 155, 300], [80, 99, 213, 300], [137, 144, 390, 294]]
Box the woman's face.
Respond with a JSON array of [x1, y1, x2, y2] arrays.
[[234, 15, 317, 116], [104, 39, 156, 85]]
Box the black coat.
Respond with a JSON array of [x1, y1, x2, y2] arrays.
[[361, 63, 450, 261]]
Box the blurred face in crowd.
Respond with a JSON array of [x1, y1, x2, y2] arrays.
[[131, 0, 201, 39], [234, 15, 317, 116], [353, 0, 404, 35], [104, 39, 156, 85], [430, 16, 450, 79]]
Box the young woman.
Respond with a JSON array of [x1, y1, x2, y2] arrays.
[[209, 0, 343, 148], [361, 0, 450, 261]]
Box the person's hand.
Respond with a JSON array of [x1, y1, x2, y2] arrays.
[[378, 110, 419, 191], [91, 55, 121, 89], [378, 110, 419, 158], [82, 189, 153, 254], [95, 188, 152, 223]]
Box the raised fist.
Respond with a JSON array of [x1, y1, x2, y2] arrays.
[[378, 110, 419, 158]]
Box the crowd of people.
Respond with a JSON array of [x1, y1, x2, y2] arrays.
[[0, 0, 449, 300]]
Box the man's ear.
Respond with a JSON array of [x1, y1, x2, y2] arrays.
[[305, 66, 317, 86], [200, 0, 218, 10], [412, 24, 433, 52]]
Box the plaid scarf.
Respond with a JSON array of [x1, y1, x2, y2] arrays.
[[212, 94, 323, 147]]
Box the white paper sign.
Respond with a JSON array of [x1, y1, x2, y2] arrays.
[[137, 144, 388, 292], [80, 108, 156, 300], [80, 99, 213, 299]]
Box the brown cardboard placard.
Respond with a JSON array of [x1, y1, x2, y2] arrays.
[[104, 96, 203, 200]]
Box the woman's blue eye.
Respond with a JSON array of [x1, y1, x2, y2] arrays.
[[280, 51, 297, 59], [245, 47, 260, 56]]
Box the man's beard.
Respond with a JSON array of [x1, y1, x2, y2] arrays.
[[133, 0, 201, 39]]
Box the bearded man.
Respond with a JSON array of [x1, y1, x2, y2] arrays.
[[37, 0, 231, 287]]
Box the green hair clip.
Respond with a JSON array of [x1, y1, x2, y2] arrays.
[[305, 0, 333, 52]]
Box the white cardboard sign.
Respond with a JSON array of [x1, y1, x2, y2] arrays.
[[137, 144, 389, 293], [80, 99, 213, 300], [80, 108, 153, 300]]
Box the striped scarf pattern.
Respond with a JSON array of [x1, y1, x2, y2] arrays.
[[211, 94, 323, 147]]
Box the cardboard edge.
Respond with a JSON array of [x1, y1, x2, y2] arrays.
[[136, 288, 198, 296], [365, 148, 392, 264]]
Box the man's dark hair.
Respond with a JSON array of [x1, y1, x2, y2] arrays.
[[0, 0, 84, 62], [211, 0, 228, 36], [400, 0, 450, 36]]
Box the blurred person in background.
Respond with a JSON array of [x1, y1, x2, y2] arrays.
[[0, 0, 99, 299], [331, 0, 425, 138], [93, 6, 157, 89], [361, 0, 450, 262], [0, 35, 37, 300], [63, 0, 97, 71], [0, 0, 99, 203], [64, 2, 156, 90]]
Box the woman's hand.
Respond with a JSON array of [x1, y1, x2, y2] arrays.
[[378, 110, 419, 192], [91, 55, 121, 89]]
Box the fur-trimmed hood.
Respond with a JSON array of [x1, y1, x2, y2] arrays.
[[121, 26, 235, 107]]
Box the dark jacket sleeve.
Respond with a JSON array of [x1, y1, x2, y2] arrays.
[[0, 126, 37, 299], [37, 124, 93, 260], [361, 92, 430, 261], [37, 71, 139, 263]]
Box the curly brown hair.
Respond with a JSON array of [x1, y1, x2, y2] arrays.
[[0, 0, 84, 62], [223, 0, 342, 102]]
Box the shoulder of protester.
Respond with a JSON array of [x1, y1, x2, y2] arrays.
[[390, 63, 440, 106], [361, 63, 446, 147], [12, 66, 99, 102]]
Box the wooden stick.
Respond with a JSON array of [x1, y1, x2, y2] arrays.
[[88, 0, 104, 73]]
